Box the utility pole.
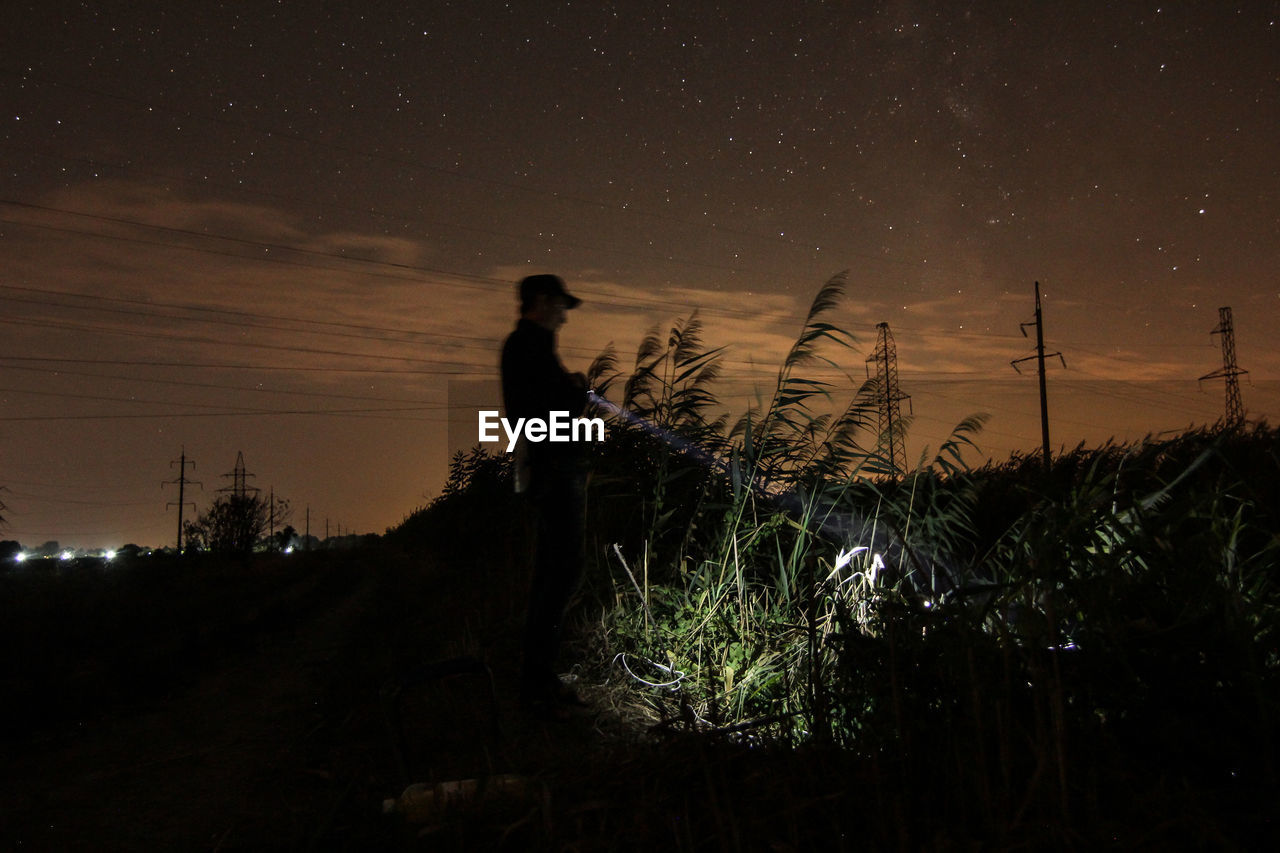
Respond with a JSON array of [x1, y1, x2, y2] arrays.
[[1012, 282, 1065, 472], [163, 447, 201, 553], [865, 321, 912, 475], [1198, 306, 1248, 428]]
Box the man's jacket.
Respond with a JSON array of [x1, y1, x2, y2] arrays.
[[500, 318, 588, 486]]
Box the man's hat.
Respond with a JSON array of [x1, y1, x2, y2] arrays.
[[519, 274, 581, 309]]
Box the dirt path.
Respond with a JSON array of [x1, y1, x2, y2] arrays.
[[0, 550, 637, 851], [1, 569, 378, 850], [7, 543, 1272, 850]]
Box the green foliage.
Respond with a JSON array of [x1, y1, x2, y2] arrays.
[[583, 273, 994, 740], [579, 277, 1279, 838], [583, 312, 734, 582]]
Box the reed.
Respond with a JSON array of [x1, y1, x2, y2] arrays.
[[396, 274, 1279, 844]]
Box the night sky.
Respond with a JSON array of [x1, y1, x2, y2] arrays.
[[3, 2, 1277, 549]]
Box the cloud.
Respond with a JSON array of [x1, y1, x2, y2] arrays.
[[44, 179, 308, 243]]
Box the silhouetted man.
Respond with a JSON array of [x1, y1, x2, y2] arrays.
[[500, 274, 589, 713]]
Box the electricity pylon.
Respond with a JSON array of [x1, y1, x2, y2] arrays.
[[163, 447, 201, 553], [1011, 282, 1065, 472], [866, 321, 911, 476], [1198, 306, 1247, 428], [221, 451, 258, 498]]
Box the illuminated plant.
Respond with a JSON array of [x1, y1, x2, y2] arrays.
[[587, 273, 994, 740]]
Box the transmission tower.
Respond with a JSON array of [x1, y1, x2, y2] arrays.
[[163, 447, 201, 552], [865, 321, 911, 475], [1198, 306, 1248, 427], [220, 451, 258, 498], [1011, 282, 1065, 472]]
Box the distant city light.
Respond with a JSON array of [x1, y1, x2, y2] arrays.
[[104, 550, 117, 561], [15, 552, 27, 563], [60, 550, 74, 561]]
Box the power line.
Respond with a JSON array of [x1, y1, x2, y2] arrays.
[[0, 325, 1246, 430], [0, 198, 506, 288], [0, 405, 448, 423], [0, 314, 491, 371], [0, 382, 448, 414], [0, 210, 819, 336], [5, 522, 171, 541], [0, 285, 489, 350], [5, 201, 1107, 373], [0, 273, 1033, 384], [1053, 377, 1223, 419], [901, 385, 1106, 435], [4, 490, 156, 508], [1, 361, 447, 406], [0, 354, 478, 374], [0, 200, 1039, 341], [0, 206, 1259, 468]]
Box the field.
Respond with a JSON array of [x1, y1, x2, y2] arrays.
[[3, 280, 1277, 849], [2, 425, 1277, 850]]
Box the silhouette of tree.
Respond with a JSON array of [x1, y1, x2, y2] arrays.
[[184, 492, 287, 555], [274, 524, 297, 552]]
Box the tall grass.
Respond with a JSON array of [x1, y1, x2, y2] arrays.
[[579, 273, 991, 736], [396, 274, 1279, 843], [567, 274, 1280, 841]]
